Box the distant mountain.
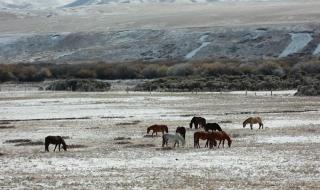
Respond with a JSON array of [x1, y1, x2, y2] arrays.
[[0, 0, 285, 10]]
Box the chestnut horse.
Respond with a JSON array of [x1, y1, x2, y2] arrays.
[[194, 131, 217, 149], [204, 123, 222, 132], [45, 136, 67, 152], [190, 116, 206, 129], [205, 131, 232, 148], [176, 126, 186, 139], [147, 124, 168, 137], [243, 117, 263, 130]]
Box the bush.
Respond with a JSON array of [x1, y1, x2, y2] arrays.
[[46, 79, 111, 92], [76, 69, 97, 79], [295, 83, 320, 96], [167, 64, 194, 76]]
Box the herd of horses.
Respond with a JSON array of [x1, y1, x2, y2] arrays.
[[44, 116, 263, 152], [147, 116, 264, 149]]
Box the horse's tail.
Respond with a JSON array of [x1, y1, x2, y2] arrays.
[[165, 126, 168, 133]]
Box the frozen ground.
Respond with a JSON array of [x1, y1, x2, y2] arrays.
[[0, 90, 320, 189]]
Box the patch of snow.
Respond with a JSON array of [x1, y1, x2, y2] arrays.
[[185, 35, 210, 59], [279, 33, 312, 58], [257, 135, 320, 144], [313, 43, 320, 55]]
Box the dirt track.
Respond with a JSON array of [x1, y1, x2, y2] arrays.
[[0, 91, 320, 189]]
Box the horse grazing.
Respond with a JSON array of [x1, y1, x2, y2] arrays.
[[147, 124, 168, 137], [45, 136, 67, 152], [204, 123, 222, 132], [194, 131, 217, 149], [243, 117, 263, 130], [189, 116, 206, 129], [205, 131, 232, 148], [162, 133, 185, 148], [176, 126, 186, 139]]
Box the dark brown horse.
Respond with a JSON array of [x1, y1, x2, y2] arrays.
[[205, 131, 232, 148], [194, 131, 217, 149], [190, 116, 206, 129], [45, 136, 67, 152], [243, 117, 263, 130], [147, 124, 168, 137], [176, 126, 186, 139], [204, 123, 222, 132]]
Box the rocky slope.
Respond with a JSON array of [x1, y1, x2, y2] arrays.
[[0, 1, 320, 63], [0, 26, 320, 63]]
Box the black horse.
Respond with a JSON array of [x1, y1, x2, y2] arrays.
[[204, 123, 222, 132], [45, 136, 67, 152], [189, 117, 206, 129], [176, 126, 186, 139]]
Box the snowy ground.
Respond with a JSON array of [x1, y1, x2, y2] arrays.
[[0, 90, 320, 189]]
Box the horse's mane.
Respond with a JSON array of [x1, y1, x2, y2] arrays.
[[243, 117, 251, 124]]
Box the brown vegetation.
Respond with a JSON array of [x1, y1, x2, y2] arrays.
[[1, 58, 320, 93]]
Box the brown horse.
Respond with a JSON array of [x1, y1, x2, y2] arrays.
[[147, 124, 168, 137], [205, 131, 232, 148], [194, 131, 217, 149], [176, 126, 186, 140], [45, 136, 67, 152], [243, 117, 263, 130], [190, 116, 206, 129]]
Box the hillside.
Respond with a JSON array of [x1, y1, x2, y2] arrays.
[[0, 1, 320, 63]]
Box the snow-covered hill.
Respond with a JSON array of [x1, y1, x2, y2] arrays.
[[0, 0, 286, 10]]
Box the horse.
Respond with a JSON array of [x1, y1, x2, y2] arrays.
[[243, 117, 264, 130], [162, 133, 185, 148], [147, 124, 168, 137], [176, 126, 186, 139], [45, 136, 67, 152], [189, 116, 206, 129], [204, 123, 222, 132], [205, 131, 232, 148], [194, 131, 217, 149]]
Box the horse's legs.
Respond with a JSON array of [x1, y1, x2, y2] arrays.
[[54, 144, 58, 151], [250, 124, 253, 130], [152, 132, 154, 137], [59, 144, 61, 151], [222, 140, 225, 148], [218, 140, 222, 148]]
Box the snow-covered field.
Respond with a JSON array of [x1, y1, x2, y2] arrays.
[[0, 90, 320, 189]]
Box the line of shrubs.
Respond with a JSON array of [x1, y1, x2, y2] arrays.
[[0, 58, 319, 93], [45, 79, 111, 92]]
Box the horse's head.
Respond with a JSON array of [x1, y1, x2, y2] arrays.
[[61, 139, 67, 151], [243, 121, 246, 128], [164, 126, 168, 133], [147, 127, 151, 134], [63, 144, 67, 151], [228, 139, 232, 148]]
